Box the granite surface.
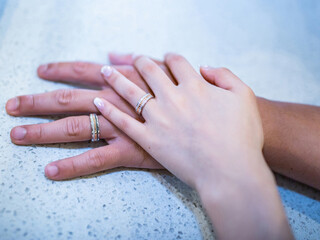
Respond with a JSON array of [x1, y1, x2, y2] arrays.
[[0, 0, 319, 239]]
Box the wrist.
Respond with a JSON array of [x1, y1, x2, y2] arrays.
[[195, 149, 271, 196], [195, 150, 279, 224], [195, 151, 293, 239]]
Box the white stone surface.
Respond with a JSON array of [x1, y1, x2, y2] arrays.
[[0, 0, 319, 239]]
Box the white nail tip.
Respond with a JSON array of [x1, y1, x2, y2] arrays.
[[101, 65, 113, 77], [94, 97, 104, 109]]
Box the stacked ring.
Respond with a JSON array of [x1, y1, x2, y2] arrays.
[[135, 93, 154, 116], [89, 113, 100, 142]]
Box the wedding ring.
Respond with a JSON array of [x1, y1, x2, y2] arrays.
[[90, 113, 100, 142], [135, 93, 154, 116]]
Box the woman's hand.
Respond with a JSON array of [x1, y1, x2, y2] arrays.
[[94, 54, 293, 239], [6, 63, 163, 180], [96, 54, 265, 189]]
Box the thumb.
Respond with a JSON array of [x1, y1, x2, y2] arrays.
[[200, 66, 246, 92]]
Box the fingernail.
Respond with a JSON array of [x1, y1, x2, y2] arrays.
[[94, 97, 104, 110], [39, 64, 48, 74], [109, 52, 125, 57], [110, 52, 134, 58], [6, 97, 20, 112], [101, 65, 113, 78], [45, 165, 59, 177], [11, 127, 27, 140], [201, 65, 214, 70]]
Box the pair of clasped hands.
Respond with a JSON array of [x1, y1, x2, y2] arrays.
[[6, 53, 293, 239]]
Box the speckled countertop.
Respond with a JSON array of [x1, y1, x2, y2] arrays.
[[0, 0, 320, 239]]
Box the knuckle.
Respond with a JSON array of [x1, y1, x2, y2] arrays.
[[70, 158, 78, 175], [55, 89, 74, 105], [86, 151, 105, 170], [45, 63, 56, 74], [72, 62, 88, 75], [166, 54, 185, 65], [191, 80, 205, 93], [29, 124, 43, 140], [104, 105, 114, 117], [156, 116, 171, 131], [243, 86, 255, 98], [135, 56, 157, 75], [103, 88, 121, 102], [218, 67, 231, 75], [119, 66, 135, 79], [134, 55, 146, 65], [19, 95, 35, 110], [106, 70, 119, 85], [141, 61, 157, 75], [65, 117, 82, 137], [119, 118, 129, 130], [126, 86, 137, 98]]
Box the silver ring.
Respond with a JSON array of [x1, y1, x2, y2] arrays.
[[90, 114, 100, 142], [135, 93, 154, 116]]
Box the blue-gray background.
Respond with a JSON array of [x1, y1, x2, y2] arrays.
[[0, 0, 319, 239]]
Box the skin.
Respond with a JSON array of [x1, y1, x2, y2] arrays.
[[6, 53, 320, 190], [93, 54, 292, 239], [6, 63, 163, 178]]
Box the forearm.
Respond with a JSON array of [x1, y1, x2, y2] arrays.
[[257, 97, 320, 189], [198, 153, 293, 240]]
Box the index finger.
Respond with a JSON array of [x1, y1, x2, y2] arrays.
[[38, 62, 105, 87], [37, 62, 150, 90]]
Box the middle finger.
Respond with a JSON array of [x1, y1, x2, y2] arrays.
[[6, 88, 136, 118]]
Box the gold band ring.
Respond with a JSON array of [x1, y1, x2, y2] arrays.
[[135, 93, 154, 116], [90, 113, 100, 142]]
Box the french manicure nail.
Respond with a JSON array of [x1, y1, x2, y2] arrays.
[[101, 65, 113, 78], [201, 65, 214, 70], [109, 52, 126, 57], [6, 97, 20, 112], [45, 165, 59, 177], [94, 97, 104, 110], [11, 127, 27, 140]]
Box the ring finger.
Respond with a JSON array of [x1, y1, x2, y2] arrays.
[[10, 115, 118, 145], [100, 66, 149, 109]]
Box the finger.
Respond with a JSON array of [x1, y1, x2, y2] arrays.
[[6, 89, 101, 116], [115, 65, 150, 91], [200, 66, 246, 92], [108, 52, 163, 65], [134, 56, 174, 97], [36, 61, 165, 92], [38, 62, 106, 87], [44, 144, 123, 180], [164, 53, 201, 85], [6, 88, 136, 118], [10, 115, 117, 145], [100, 66, 147, 108], [38, 61, 151, 93], [45, 141, 164, 180], [109, 53, 176, 84], [94, 97, 146, 142]]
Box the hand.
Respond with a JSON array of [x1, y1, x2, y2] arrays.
[[94, 54, 292, 239], [6, 63, 163, 180], [96, 54, 265, 188], [6, 57, 224, 180]]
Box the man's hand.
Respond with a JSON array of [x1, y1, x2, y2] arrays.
[[6, 62, 164, 180]]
